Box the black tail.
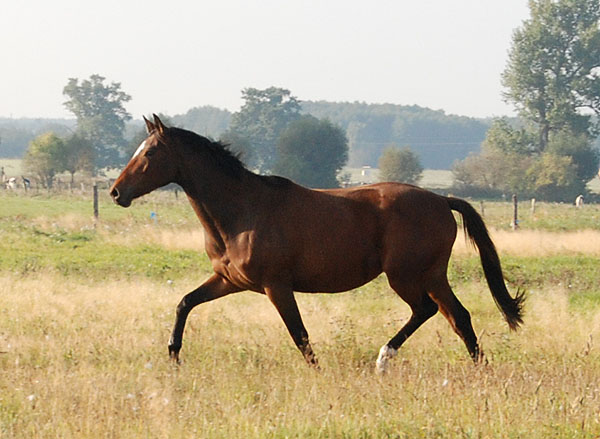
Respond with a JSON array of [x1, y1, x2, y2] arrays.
[[447, 197, 525, 330]]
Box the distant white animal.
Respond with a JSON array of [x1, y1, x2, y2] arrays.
[[5, 177, 16, 190], [575, 195, 584, 208]]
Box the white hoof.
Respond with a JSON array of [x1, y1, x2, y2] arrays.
[[375, 344, 397, 374]]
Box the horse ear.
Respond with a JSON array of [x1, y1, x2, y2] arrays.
[[153, 114, 166, 135], [143, 115, 155, 134]]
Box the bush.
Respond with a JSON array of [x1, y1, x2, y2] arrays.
[[378, 146, 423, 184]]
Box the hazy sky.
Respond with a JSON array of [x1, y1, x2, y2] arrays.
[[1, 0, 530, 119]]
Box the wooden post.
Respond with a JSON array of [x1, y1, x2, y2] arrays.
[[93, 183, 99, 224], [511, 194, 519, 231], [531, 198, 536, 215], [479, 200, 485, 218]]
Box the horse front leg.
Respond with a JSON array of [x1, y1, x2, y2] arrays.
[[169, 273, 241, 363], [264, 284, 318, 367]]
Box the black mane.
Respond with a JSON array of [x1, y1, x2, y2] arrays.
[[165, 126, 292, 187], [168, 127, 247, 178]]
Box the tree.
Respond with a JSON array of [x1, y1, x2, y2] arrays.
[[63, 74, 132, 171], [482, 118, 537, 155], [62, 133, 94, 186], [502, 0, 600, 150], [452, 147, 534, 197], [23, 132, 66, 188], [226, 87, 301, 172], [378, 146, 423, 184], [173, 106, 231, 138], [526, 152, 580, 200], [273, 116, 348, 188], [453, 0, 600, 201], [452, 126, 594, 200], [545, 128, 599, 182]]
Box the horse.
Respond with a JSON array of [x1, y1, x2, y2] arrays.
[[109, 115, 525, 372]]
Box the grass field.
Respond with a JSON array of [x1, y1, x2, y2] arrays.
[[1, 191, 600, 438]]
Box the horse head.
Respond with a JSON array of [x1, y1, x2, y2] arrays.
[[110, 114, 179, 207]]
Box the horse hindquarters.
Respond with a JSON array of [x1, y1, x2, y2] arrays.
[[376, 191, 482, 371]]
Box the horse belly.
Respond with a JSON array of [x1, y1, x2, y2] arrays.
[[292, 240, 382, 293]]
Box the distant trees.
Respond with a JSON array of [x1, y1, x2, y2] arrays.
[[225, 87, 301, 172], [273, 116, 348, 188], [23, 133, 66, 188], [453, 0, 600, 201], [63, 74, 132, 171], [23, 132, 94, 188], [1, 99, 495, 173], [301, 101, 488, 169], [173, 106, 231, 138], [378, 146, 423, 184]]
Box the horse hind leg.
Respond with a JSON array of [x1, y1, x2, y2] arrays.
[[427, 277, 482, 363], [376, 282, 439, 374]]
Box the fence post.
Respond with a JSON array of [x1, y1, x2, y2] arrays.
[[479, 200, 485, 218], [511, 194, 519, 231], [531, 198, 536, 216], [93, 183, 99, 224]]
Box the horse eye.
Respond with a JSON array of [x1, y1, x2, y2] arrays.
[[145, 148, 157, 157]]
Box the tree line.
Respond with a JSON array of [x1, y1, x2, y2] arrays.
[[15, 82, 353, 189]]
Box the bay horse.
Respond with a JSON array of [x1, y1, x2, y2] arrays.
[[110, 115, 525, 372]]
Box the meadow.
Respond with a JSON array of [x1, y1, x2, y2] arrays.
[[1, 189, 600, 438]]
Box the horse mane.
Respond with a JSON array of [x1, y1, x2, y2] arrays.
[[165, 126, 293, 187], [167, 127, 247, 179]]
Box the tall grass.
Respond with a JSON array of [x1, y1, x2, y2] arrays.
[[1, 275, 599, 438]]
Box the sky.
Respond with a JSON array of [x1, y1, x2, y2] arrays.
[[1, 0, 531, 120]]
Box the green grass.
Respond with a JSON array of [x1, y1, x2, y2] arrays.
[[0, 189, 196, 225], [470, 199, 600, 231]]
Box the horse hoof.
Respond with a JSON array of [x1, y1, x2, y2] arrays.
[[375, 344, 398, 375], [168, 345, 181, 364]]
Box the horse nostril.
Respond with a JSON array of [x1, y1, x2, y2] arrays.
[[110, 187, 120, 200]]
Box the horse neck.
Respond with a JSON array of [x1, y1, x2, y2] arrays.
[[177, 154, 260, 242]]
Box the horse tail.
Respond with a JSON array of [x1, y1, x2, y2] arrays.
[[447, 197, 525, 330]]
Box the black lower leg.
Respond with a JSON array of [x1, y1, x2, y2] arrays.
[[448, 300, 481, 363], [168, 275, 239, 363], [265, 286, 318, 367], [169, 295, 196, 362], [388, 296, 438, 350]]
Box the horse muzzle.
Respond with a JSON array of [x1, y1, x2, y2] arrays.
[[109, 186, 132, 208]]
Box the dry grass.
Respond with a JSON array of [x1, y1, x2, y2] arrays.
[[1, 274, 600, 438], [100, 225, 205, 251], [453, 228, 600, 257]]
